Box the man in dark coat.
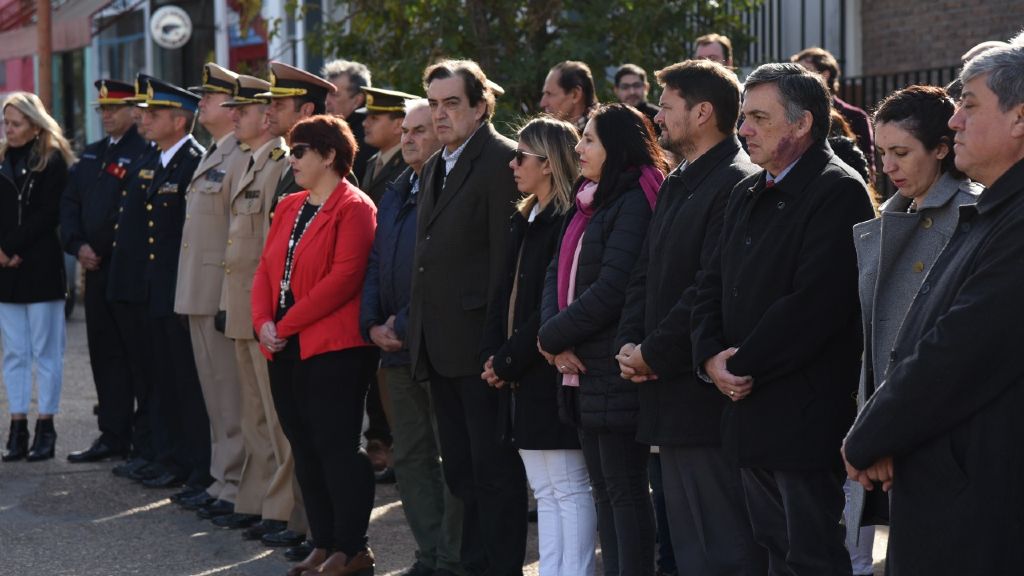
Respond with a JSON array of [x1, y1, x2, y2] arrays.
[[61, 79, 149, 463], [323, 59, 377, 182], [844, 43, 1024, 575], [616, 60, 763, 575], [691, 63, 874, 576], [408, 59, 527, 576], [135, 78, 211, 492], [613, 63, 660, 131]]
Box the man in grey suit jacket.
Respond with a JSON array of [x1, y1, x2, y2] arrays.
[[408, 59, 528, 576]]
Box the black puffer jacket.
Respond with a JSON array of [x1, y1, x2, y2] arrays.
[[539, 170, 653, 432]]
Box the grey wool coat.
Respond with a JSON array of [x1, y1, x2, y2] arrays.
[[846, 171, 981, 544]]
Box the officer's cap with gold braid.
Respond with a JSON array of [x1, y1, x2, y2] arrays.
[[221, 75, 272, 108], [256, 61, 336, 103], [138, 78, 200, 113], [355, 86, 420, 115], [93, 79, 135, 106], [188, 63, 239, 95]]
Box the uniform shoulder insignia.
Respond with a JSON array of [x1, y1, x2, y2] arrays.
[[189, 147, 201, 158], [239, 143, 252, 152], [270, 148, 286, 161]]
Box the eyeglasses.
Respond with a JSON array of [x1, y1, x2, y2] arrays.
[[290, 143, 312, 159], [514, 149, 547, 166], [617, 81, 645, 91]]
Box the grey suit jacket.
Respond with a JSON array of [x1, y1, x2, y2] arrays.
[[408, 123, 518, 380], [846, 172, 980, 543]]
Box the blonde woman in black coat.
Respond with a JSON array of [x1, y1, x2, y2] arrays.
[[0, 92, 75, 462], [482, 116, 596, 575]]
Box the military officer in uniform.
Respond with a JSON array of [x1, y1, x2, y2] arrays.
[[216, 73, 305, 544], [107, 73, 163, 480], [61, 79, 149, 463], [259, 61, 348, 224], [135, 79, 212, 492], [358, 86, 414, 204], [171, 63, 250, 519]]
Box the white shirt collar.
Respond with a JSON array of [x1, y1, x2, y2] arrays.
[[160, 135, 192, 168], [768, 157, 800, 184]]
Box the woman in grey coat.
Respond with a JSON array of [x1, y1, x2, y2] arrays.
[[846, 85, 982, 575]]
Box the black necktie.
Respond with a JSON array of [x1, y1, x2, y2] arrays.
[[206, 142, 217, 159], [247, 155, 255, 173]]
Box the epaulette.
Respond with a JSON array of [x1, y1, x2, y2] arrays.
[[270, 148, 286, 161], [239, 143, 252, 152]]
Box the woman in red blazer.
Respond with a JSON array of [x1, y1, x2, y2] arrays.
[[251, 114, 377, 576]]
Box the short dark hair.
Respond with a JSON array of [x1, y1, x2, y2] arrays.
[[696, 33, 734, 63], [288, 95, 325, 116], [551, 61, 597, 108], [655, 59, 741, 134], [791, 47, 841, 94], [614, 64, 647, 87], [744, 63, 832, 142], [423, 59, 496, 120], [288, 114, 358, 178], [874, 85, 965, 179], [588, 103, 668, 209]]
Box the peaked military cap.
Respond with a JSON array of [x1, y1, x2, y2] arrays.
[[355, 86, 420, 115], [93, 79, 136, 106], [221, 75, 272, 107], [188, 62, 239, 95], [129, 73, 156, 103], [256, 61, 336, 103], [138, 78, 200, 113]]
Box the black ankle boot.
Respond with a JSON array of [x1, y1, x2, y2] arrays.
[[26, 419, 56, 462], [2, 419, 30, 462]]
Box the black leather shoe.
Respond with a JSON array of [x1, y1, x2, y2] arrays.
[[197, 499, 234, 519], [142, 471, 187, 489], [261, 528, 306, 547], [400, 561, 435, 576], [26, 419, 56, 462], [241, 519, 286, 540], [1, 419, 29, 462], [127, 462, 165, 481], [180, 491, 216, 510], [283, 540, 314, 561], [113, 457, 150, 477], [171, 486, 204, 503], [68, 438, 126, 463], [211, 512, 259, 529]]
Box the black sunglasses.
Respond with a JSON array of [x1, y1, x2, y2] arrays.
[[290, 143, 313, 159], [514, 149, 547, 166]]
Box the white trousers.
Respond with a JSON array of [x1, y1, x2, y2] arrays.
[[519, 448, 597, 576], [0, 301, 66, 415]]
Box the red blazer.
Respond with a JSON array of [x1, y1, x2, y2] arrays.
[[252, 179, 377, 360]]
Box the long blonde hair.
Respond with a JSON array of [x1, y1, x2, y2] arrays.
[[515, 115, 580, 216], [1, 92, 76, 171]]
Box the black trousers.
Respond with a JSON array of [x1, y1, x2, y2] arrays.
[[429, 368, 528, 576], [84, 268, 134, 451], [579, 427, 655, 576], [740, 466, 852, 576], [109, 299, 154, 459], [648, 454, 676, 574], [149, 314, 211, 487], [661, 445, 766, 576], [268, 346, 377, 554]]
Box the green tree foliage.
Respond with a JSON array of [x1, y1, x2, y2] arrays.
[[277, 1, 760, 128]]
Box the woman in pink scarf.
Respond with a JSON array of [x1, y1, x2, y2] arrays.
[[538, 104, 668, 576]]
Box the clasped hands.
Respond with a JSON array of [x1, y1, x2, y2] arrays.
[[703, 347, 753, 402], [77, 244, 102, 271], [616, 343, 658, 383], [0, 248, 22, 269], [842, 444, 894, 492], [259, 321, 286, 353], [369, 315, 403, 352]]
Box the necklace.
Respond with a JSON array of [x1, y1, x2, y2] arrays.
[[279, 198, 324, 308]]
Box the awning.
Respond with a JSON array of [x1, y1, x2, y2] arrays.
[[0, 0, 112, 61]]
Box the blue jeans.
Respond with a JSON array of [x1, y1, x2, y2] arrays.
[[0, 300, 66, 415]]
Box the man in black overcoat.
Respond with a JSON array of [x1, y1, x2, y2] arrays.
[[844, 42, 1024, 576], [62, 80, 149, 463], [616, 60, 763, 575], [408, 59, 527, 576], [690, 63, 874, 575]]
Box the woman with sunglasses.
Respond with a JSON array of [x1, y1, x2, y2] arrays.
[[251, 115, 378, 576], [538, 104, 668, 576], [481, 116, 596, 575]]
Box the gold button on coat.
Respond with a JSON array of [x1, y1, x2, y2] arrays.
[[922, 217, 933, 229], [913, 261, 925, 273]]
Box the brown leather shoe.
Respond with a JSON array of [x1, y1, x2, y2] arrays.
[[316, 548, 375, 576], [286, 547, 327, 576]]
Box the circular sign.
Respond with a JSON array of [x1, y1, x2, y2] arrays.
[[150, 5, 193, 50]]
